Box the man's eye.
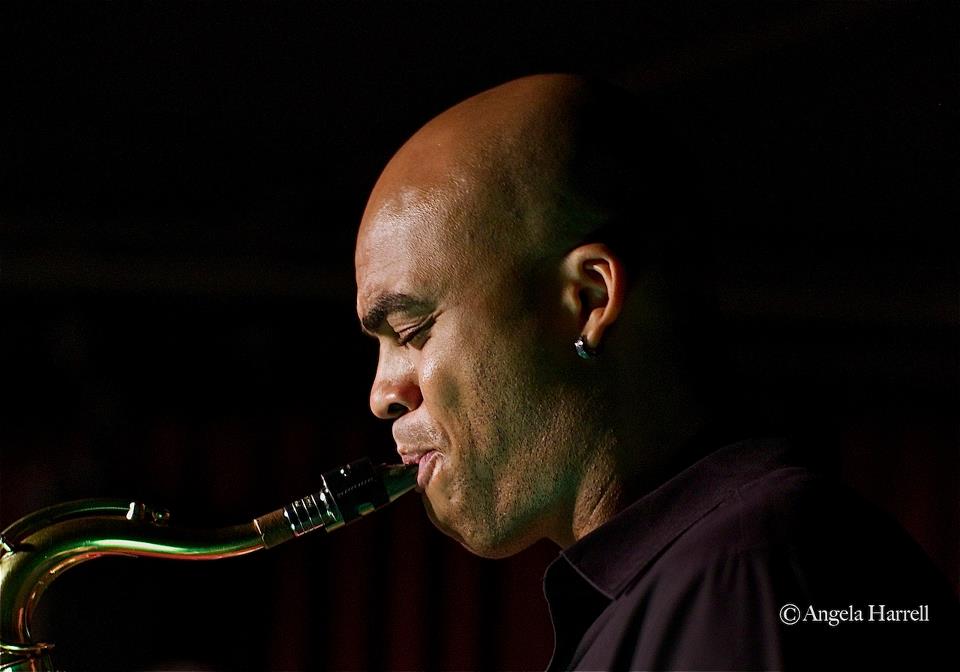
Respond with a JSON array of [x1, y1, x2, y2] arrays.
[[397, 318, 434, 347]]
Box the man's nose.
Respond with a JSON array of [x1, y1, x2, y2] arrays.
[[369, 353, 422, 420]]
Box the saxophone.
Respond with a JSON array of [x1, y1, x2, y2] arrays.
[[0, 458, 417, 671]]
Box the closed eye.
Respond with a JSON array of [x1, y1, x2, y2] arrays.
[[397, 316, 435, 347]]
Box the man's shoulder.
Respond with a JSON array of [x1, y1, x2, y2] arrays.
[[668, 455, 849, 558], [563, 438, 959, 671], [632, 443, 953, 605]]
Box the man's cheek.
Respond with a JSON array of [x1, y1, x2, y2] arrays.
[[421, 349, 463, 412]]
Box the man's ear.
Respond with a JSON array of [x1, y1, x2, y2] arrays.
[[559, 243, 626, 350]]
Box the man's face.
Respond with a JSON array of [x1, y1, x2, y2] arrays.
[[355, 180, 580, 558]]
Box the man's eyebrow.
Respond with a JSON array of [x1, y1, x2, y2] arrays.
[[360, 292, 430, 334]]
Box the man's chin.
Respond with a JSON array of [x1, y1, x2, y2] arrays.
[[422, 496, 531, 559], [422, 493, 466, 545]]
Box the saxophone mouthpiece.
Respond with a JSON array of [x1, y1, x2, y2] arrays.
[[254, 459, 418, 549]]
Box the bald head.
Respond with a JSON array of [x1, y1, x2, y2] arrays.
[[358, 74, 683, 279]]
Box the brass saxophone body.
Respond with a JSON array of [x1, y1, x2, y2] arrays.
[[0, 459, 417, 671]]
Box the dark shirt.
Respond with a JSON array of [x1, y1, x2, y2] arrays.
[[543, 438, 958, 671]]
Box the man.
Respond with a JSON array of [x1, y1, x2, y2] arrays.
[[355, 74, 956, 670]]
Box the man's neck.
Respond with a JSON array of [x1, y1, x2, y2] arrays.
[[558, 405, 713, 548]]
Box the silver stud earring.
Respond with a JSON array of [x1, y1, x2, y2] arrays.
[[574, 335, 599, 359]]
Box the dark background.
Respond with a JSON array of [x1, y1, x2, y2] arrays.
[[1, 2, 957, 670]]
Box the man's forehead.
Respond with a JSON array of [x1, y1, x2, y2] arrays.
[[358, 195, 435, 256], [356, 211, 439, 326], [354, 107, 538, 322], [355, 177, 473, 298]]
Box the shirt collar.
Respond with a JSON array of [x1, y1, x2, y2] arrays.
[[554, 437, 799, 599]]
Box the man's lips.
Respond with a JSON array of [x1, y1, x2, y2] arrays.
[[415, 451, 441, 492], [397, 447, 441, 491]]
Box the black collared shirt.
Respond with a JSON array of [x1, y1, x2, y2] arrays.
[[543, 438, 958, 671]]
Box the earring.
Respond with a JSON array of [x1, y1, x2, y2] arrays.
[[574, 335, 599, 359]]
